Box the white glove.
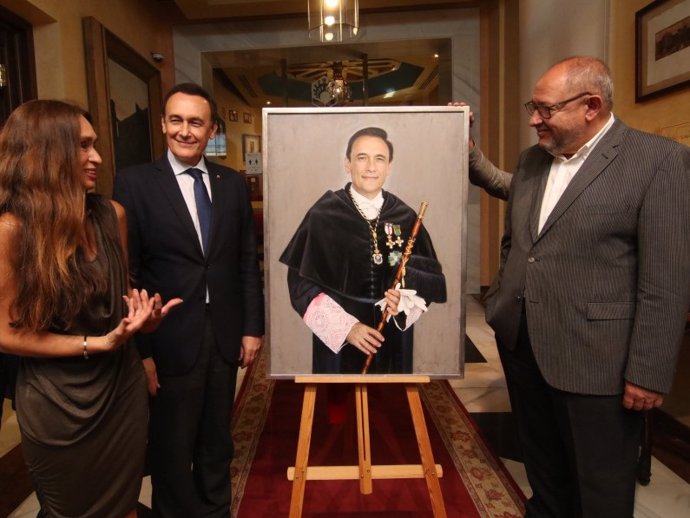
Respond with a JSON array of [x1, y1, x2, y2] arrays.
[[375, 283, 428, 331]]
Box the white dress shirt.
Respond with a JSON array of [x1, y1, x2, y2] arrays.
[[538, 113, 615, 232], [168, 150, 212, 301], [349, 185, 384, 219], [168, 149, 213, 249]]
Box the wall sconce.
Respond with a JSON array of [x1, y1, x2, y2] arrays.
[[308, 0, 359, 43]]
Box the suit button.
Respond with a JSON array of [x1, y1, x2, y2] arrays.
[[516, 295, 523, 302], [527, 256, 535, 263]]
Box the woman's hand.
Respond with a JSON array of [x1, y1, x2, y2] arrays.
[[99, 289, 156, 352], [136, 292, 183, 334]]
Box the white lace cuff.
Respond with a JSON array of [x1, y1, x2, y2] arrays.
[[303, 293, 358, 354]]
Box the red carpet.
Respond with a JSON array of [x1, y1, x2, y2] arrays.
[[231, 352, 524, 517]]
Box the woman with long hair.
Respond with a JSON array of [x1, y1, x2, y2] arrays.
[[0, 99, 179, 518]]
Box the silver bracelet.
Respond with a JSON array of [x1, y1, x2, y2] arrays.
[[83, 336, 89, 360]]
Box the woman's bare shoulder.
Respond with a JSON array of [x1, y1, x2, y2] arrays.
[[109, 199, 125, 220]]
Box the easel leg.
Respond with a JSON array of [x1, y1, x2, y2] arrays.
[[355, 384, 373, 494], [289, 384, 317, 518], [406, 384, 448, 518]]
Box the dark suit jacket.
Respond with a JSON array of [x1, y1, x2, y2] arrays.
[[113, 156, 264, 375], [485, 118, 690, 395]]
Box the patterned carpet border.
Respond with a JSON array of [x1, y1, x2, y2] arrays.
[[230, 350, 274, 517], [420, 381, 525, 517], [231, 349, 525, 517]]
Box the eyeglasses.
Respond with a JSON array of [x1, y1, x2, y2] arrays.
[[524, 92, 591, 119]]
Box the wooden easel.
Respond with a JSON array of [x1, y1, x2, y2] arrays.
[[287, 375, 447, 518]]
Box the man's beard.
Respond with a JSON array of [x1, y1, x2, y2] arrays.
[[538, 126, 584, 157]]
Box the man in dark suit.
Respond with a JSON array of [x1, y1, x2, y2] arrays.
[[475, 57, 690, 517], [113, 83, 264, 518]]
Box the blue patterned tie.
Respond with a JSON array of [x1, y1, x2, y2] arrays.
[[186, 168, 212, 252]]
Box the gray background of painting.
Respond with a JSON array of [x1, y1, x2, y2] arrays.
[[263, 106, 469, 378]]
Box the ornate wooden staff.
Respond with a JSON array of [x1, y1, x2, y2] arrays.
[[362, 201, 429, 374]]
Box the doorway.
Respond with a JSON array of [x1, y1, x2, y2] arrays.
[[0, 4, 37, 124]]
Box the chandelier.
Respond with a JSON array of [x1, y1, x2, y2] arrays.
[[326, 62, 352, 104], [311, 61, 352, 106], [327, 78, 351, 104], [307, 0, 359, 43]]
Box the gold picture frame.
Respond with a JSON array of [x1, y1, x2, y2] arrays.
[[82, 17, 164, 196], [636, 0, 690, 101]]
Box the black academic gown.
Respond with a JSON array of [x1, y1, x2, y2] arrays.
[[280, 184, 446, 373]]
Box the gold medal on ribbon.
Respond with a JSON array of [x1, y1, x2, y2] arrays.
[[394, 224, 404, 247], [385, 222, 395, 249]]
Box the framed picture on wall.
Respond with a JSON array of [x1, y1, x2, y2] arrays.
[[83, 17, 163, 195], [242, 133, 261, 157], [243, 111, 253, 123], [635, 0, 690, 101]]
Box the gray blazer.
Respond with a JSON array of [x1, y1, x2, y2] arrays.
[[484, 118, 690, 395], [469, 146, 511, 201]]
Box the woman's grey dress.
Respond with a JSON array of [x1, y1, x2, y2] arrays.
[[15, 195, 147, 518]]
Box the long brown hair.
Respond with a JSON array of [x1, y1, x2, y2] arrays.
[[0, 100, 103, 331]]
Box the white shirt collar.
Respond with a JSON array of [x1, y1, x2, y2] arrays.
[[552, 113, 615, 162], [168, 149, 209, 176], [349, 185, 384, 219]]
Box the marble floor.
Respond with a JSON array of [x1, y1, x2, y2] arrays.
[[3, 297, 690, 517]]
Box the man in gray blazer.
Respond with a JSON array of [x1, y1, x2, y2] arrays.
[[475, 56, 690, 517]]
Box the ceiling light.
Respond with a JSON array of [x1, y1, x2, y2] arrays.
[[308, 0, 359, 43], [311, 61, 352, 106]]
